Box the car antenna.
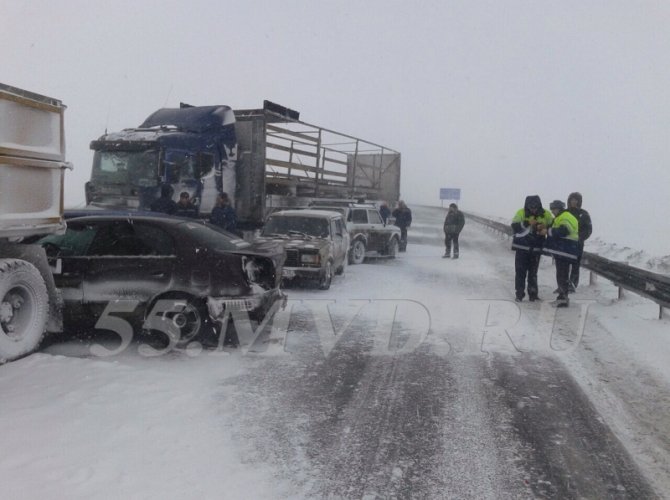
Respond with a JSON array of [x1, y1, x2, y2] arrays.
[[163, 84, 173, 107], [104, 101, 111, 135]]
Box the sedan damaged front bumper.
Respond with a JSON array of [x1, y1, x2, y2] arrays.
[[206, 288, 286, 322]]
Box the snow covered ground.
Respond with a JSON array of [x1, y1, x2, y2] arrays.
[[1, 206, 669, 498], [587, 237, 670, 275]]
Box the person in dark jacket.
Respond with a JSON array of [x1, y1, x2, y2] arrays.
[[566, 192, 592, 291], [150, 184, 178, 215], [209, 192, 237, 233], [540, 200, 579, 307], [511, 195, 553, 302], [443, 203, 465, 258], [175, 192, 198, 218], [379, 202, 391, 224], [392, 200, 412, 252]]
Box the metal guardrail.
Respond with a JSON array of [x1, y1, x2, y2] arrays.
[[465, 212, 670, 318]]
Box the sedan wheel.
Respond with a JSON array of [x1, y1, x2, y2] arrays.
[[318, 261, 333, 290], [350, 240, 366, 265], [335, 254, 346, 275], [169, 301, 205, 344], [145, 296, 213, 346], [387, 238, 399, 258]]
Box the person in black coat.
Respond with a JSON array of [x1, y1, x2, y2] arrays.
[[443, 203, 465, 258], [150, 184, 177, 215], [209, 192, 237, 233], [392, 200, 412, 251], [379, 202, 391, 224], [566, 192, 592, 291], [175, 192, 198, 218]]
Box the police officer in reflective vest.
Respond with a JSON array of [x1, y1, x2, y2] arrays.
[[539, 200, 579, 307], [511, 195, 553, 302]]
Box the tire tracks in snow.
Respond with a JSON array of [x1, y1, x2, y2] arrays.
[[216, 206, 658, 498], [484, 353, 657, 499]]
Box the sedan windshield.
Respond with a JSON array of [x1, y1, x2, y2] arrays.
[[262, 216, 330, 238]]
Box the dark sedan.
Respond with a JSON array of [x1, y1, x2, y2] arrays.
[[37, 214, 285, 346]]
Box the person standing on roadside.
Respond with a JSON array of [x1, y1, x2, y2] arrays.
[[210, 192, 237, 233], [539, 200, 579, 307], [379, 201, 391, 224], [443, 203, 465, 258], [566, 192, 592, 292], [511, 195, 553, 302], [392, 200, 412, 252]]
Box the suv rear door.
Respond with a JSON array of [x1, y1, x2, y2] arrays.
[[365, 208, 388, 252], [351, 208, 387, 253]]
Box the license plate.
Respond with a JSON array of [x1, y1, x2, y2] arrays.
[[282, 269, 296, 279]]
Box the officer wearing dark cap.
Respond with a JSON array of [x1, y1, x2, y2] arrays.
[[539, 200, 579, 307], [566, 192, 592, 291]]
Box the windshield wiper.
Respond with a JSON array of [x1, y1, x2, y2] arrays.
[[263, 232, 291, 239], [287, 230, 314, 239]]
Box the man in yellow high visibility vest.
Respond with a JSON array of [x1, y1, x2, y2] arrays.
[[539, 200, 579, 307]]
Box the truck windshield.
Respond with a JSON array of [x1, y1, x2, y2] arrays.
[[91, 150, 159, 187], [164, 150, 195, 181]]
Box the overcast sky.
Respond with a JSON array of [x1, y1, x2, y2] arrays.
[[3, 0, 670, 254]]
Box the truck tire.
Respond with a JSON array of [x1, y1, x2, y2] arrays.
[[0, 259, 49, 363]]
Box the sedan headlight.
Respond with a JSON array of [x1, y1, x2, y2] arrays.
[[243, 257, 260, 283], [300, 253, 320, 265]]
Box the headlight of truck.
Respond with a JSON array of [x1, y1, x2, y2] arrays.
[[300, 253, 320, 265]]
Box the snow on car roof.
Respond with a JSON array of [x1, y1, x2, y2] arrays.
[[270, 209, 343, 219]]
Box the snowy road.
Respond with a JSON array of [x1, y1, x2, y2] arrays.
[[1, 206, 668, 499]]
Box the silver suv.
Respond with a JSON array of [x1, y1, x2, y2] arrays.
[[309, 203, 401, 265]]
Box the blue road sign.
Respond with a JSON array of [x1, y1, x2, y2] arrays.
[[440, 188, 461, 200]]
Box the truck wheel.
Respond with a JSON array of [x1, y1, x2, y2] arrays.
[[318, 261, 333, 290], [387, 238, 399, 259], [0, 259, 48, 363], [350, 240, 366, 265]]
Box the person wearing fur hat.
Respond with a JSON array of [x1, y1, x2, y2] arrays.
[[539, 200, 579, 307], [511, 195, 553, 302], [566, 192, 592, 291]]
